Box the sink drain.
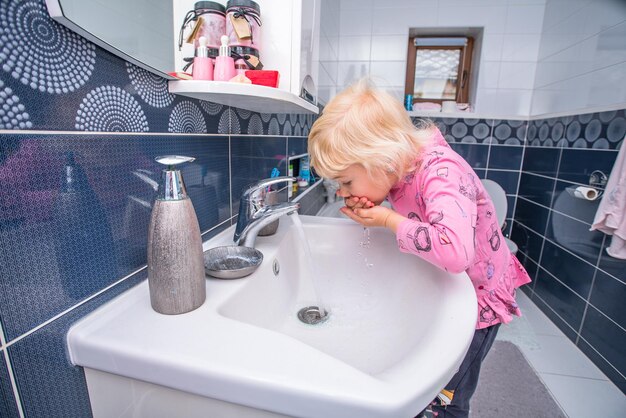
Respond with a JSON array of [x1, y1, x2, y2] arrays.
[[297, 306, 329, 325]]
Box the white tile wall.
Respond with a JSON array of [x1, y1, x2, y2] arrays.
[[337, 61, 371, 86], [327, 0, 547, 117], [320, 0, 625, 117], [339, 9, 373, 36], [437, 6, 508, 34], [319, 62, 338, 86], [340, 0, 374, 10], [473, 88, 499, 113], [504, 4, 545, 34], [532, 0, 626, 115], [318, 0, 341, 105], [500, 34, 542, 61], [371, 35, 409, 61], [369, 61, 407, 86], [338, 36, 371, 61], [480, 34, 505, 61], [372, 7, 437, 34], [499, 62, 537, 89], [478, 62, 501, 89]]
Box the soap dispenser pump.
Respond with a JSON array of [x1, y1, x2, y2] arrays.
[[147, 156, 206, 315], [192, 36, 214, 80], [213, 35, 236, 81]]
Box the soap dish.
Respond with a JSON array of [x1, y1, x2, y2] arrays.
[[203, 246, 263, 279]]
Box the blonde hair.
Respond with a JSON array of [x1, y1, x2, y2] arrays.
[[308, 79, 433, 183]]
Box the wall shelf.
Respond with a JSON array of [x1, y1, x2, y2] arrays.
[[168, 80, 319, 115]]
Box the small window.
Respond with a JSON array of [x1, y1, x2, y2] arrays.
[[405, 37, 474, 105]]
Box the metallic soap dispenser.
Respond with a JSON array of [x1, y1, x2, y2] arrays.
[[147, 156, 206, 314]]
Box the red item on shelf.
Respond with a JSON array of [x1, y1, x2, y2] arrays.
[[245, 70, 280, 88], [168, 72, 193, 80]]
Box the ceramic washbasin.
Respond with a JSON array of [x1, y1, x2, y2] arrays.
[[67, 214, 476, 418]]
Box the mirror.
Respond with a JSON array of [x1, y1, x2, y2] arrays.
[[46, 0, 175, 78]]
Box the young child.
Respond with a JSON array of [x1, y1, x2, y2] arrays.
[[308, 80, 531, 418]]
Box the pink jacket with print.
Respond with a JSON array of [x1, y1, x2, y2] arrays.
[[387, 129, 531, 329]]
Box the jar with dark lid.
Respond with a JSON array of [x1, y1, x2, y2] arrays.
[[179, 1, 226, 57], [226, 0, 261, 54]]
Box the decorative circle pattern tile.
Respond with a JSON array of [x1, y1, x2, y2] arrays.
[[584, 119, 602, 142], [75, 86, 148, 132], [247, 114, 264, 135], [566, 121, 581, 142], [293, 122, 302, 136], [494, 124, 512, 140], [168, 101, 206, 133], [126, 63, 173, 108], [282, 123, 292, 136], [223, 108, 238, 134], [592, 138, 610, 149], [451, 122, 468, 138], [606, 117, 625, 142], [526, 124, 537, 142], [0, 0, 96, 93], [578, 113, 593, 124], [235, 108, 251, 120], [268, 118, 280, 135], [538, 123, 549, 141], [551, 122, 564, 141], [472, 123, 490, 139], [200, 101, 224, 116], [0, 79, 32, 129], [599, 110, 616, 122], [461, 135, 477, 144]]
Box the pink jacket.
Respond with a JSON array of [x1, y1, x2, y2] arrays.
[[388, 129, 531, 329]]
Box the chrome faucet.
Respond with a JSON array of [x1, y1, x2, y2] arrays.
[[234, 176, 300, 247]]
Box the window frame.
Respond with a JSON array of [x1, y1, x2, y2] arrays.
[[404, 36, 474, 105]]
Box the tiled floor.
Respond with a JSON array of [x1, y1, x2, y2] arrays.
[[497, 292, 626, 418]]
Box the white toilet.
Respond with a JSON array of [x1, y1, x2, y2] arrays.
[[551, 190, 624, 277], [481, 179, 519, 255]]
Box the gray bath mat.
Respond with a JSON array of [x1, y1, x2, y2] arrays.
[[470, 341, 566, 418]]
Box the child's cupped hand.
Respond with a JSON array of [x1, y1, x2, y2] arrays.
[[343, 196, 375, 210], [340, 203, 394, 228]]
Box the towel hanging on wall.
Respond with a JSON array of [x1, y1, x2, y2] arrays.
[[590, 137, 626, 259]]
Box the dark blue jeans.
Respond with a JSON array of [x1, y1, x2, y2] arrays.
[[428, 323, 501, 418]]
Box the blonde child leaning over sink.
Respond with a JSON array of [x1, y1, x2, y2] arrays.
[[307, 79, 531, 418]]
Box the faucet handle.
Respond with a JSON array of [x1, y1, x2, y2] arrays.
[[243, 176, 296, 202]]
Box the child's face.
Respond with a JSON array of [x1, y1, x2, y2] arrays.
[[334, 164, 393, 205]]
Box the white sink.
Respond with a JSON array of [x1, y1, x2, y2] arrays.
[[67, 215, 476, 418]]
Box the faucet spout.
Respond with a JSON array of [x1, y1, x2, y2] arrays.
[[234, 176, 298, 247], [235, 202, 300, 247]]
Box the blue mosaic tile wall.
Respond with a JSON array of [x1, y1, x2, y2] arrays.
[[511, 110, 626, 394], [0, 1, 319, 417]]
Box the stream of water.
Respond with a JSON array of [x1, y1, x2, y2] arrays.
[[290, 213, 328, 316]]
